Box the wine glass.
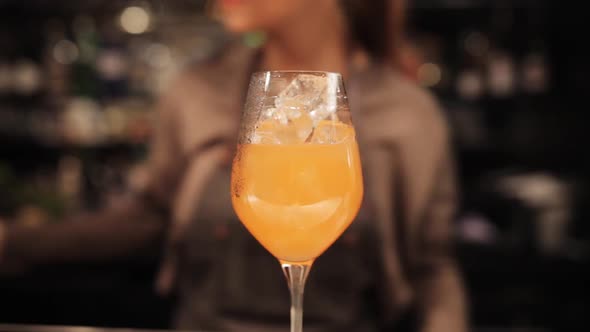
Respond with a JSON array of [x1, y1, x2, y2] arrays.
[[230, 71, 363, 332]]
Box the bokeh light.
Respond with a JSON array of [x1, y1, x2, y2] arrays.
[[53, 39, 79, 65], [120, 6, 151, 34], [417, 62, 442, 87], [12, 60, 43, 94]]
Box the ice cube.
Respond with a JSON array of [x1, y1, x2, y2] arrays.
[[271, 107, 289, 125], [309, 123, 336, 144], [276, 74, 327, 109], [252, 115, 280, 144], [253, 112, 313, 144], [310, 121, 352, 144], [275, 74, 337, 125], [275, 112, 313, 144], [259, 74, 340, 144], [252, 129, 281, 144]]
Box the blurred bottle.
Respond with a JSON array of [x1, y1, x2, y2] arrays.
[[70, 15, 100, 100], [12, 59, 43, 98], [521, 42, 549, 96], [96, 46, 130, 100], [57, 155, 83, 212], [449, 30, 488, 150], [43, 19, 71, 109], [455, 30, 487, 102], [486, 50, 517, 103]]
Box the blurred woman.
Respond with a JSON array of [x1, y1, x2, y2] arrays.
[[0, 0, 466, 331]]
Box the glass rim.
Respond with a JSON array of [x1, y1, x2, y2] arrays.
[[251, 70, 343, 78]]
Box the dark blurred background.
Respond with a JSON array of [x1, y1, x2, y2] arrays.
[[0, 0, 588, 331]]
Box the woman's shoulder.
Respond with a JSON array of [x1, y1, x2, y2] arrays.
[[163, 42, 257, 100], [375, 66, 442, 118], [362, 64, 449, 139]]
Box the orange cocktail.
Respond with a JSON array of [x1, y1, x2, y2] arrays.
[[233, 71, 361, 332], [231, 123, 363, 263]]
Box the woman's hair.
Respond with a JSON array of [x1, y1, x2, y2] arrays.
[[340, 0, 404, 63]]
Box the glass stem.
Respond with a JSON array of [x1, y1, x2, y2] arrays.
[[282, 261, 312, 332]]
